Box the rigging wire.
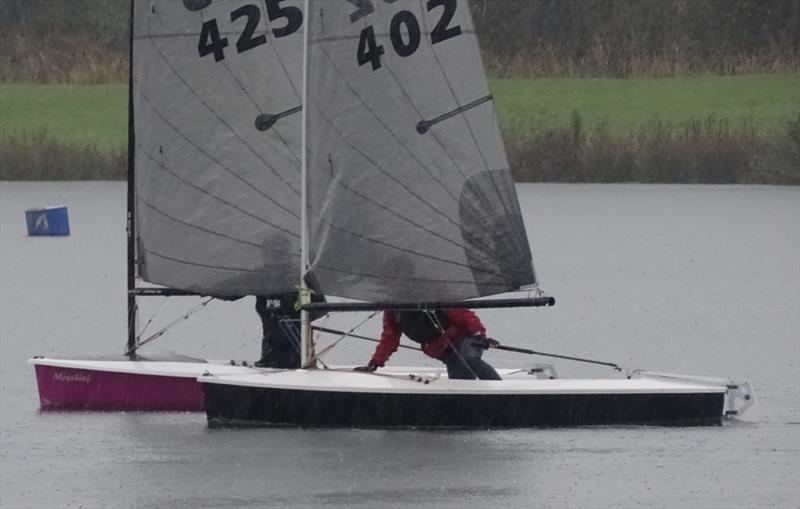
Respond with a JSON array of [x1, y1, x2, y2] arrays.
[[280, 318, 329, 370], [302, 310, 382, 368], [313, 325, 419, 351], [137, 296, 167, 339], [126, 297, 214, 355]]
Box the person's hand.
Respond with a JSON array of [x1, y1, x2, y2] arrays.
[[353, 361, 378, 372], [474, 335, 500, 349]]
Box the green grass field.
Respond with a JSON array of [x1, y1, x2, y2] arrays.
[[1, 74, 798, 152], [0, 84, 127, 150], [492, 74, 800, 136]]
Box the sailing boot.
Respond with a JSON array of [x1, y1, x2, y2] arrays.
[[254, 336, 273, 367]]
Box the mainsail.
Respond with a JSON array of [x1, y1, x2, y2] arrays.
[[133, 0, 304, 296], [304, 0, 536, 302]]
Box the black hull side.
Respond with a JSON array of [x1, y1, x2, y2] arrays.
[[203, 384, 725, 428]]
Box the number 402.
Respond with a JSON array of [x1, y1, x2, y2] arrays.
[[356, 0, 462, 71]]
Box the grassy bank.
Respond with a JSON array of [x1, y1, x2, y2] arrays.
[[492, 74, 800, 135], [0, 84, 126, 150], [492, 74, 800, 184], [1, 75, 798, 183]]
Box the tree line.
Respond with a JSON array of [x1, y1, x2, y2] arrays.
[[1, 0, 798, 81], [469, 0, 800, 76]]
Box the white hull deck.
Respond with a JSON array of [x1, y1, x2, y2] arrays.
[[199, 365, 755, 428], [30, 355, 256, 378]]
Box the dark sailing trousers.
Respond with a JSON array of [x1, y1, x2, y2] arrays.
[[443, 336, 502, 380], [258, 319, 301, 368], [255, 297, 301, 368]]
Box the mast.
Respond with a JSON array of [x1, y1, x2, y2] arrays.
[[299, 0, 311, 367], [126, 0, 137, 357]]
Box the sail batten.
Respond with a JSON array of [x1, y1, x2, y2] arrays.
[[142, 249, 294, 273], [313, 264, 513, 288], [137, 198, 298, 251], [314, 189, 512, 275], [313, 43, 474, 185], [304, 0, 536, 302], [135, 143, 300, 226], [305, 67, 508, 246], [419, 20, 517, 223], [139, 41, 302, 195], [312, 225, 510, 277]]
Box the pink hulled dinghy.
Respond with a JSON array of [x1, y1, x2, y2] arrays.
[[31, 354, 258, 411]]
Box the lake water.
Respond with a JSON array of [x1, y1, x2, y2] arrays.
[[1, 182, 798, 509]]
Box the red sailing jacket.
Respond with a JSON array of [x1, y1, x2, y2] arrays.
[[369, 309, 486, 367]]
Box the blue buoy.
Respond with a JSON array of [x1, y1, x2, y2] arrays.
[[25, 206, 70, 236]]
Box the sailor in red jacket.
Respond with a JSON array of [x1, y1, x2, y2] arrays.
[[354, 309, 502, 380]]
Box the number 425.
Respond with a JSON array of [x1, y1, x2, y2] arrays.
[[198, 0, 302, 62]]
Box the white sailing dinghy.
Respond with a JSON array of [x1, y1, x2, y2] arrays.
[[29, 0, 307, 411], [198, 0, 754, 427]]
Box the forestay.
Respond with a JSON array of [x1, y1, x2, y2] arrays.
[[304, 0, 536, 302], [133, 0, 304, 296]]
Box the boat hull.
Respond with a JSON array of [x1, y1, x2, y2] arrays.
[[34, 363, 205, 411], [201, 369, 728, 428], [30, 355, 259, 412], [204, 384, 723, 428]]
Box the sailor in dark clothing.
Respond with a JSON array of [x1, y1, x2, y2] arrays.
[[354, 309, 502, 380], [254, 292, 325, 368]]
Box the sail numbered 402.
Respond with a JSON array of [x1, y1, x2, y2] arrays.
[[352, 0, 464, 70]]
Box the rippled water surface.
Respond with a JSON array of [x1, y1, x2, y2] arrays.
[[1, 182, 798, 508]]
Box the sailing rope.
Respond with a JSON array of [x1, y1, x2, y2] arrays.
[[527, 283, 545, 298], [313, 325, 420, 351], [426, 311, 480, 380], [281, 319, 329, 370], [125, 297, 214, 355], [302, 310, 382, 368]]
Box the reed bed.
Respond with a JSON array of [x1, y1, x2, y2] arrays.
[[506, 113, 800, 184], [0, 130, 125, 180], [0, 34, 127, 85]]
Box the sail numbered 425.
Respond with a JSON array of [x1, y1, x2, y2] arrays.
[[133, 0, 305, 297]]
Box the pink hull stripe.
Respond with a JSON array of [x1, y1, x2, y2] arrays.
[[34, 364, 205, 411]]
